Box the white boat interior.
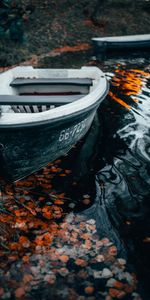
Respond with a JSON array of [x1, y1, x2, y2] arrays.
[[0, 66, 107, 125]]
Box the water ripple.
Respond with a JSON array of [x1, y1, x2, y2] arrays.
[[97, 63, 150, 223]]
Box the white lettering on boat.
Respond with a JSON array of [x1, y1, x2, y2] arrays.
[[59, 119, 87, 142]]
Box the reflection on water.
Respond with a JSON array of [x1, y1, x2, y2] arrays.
[[0, 59, 150, 299], [100, 65, 150, 208], [97, 61, 150, 299]]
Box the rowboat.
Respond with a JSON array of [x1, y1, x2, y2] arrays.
[[0, 66, 109, 182], [92, 34, 150, 58]]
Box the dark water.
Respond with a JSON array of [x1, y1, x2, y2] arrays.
[[0, 56, 150, 300], [59, 57, 150, 298], [95, 58, 150, 298]]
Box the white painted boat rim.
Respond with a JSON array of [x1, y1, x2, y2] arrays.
[[92, 33, 150, 43], [0, 66, 108, 126]]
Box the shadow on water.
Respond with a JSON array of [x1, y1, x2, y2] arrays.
[[0, 55, 150, 299]]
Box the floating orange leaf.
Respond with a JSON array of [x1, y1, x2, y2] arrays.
[[59, 255, 69, 263], [59, 174, 67, 177], [19, 236, 30, 248], [84, 286, 94, 294], [22, 255, 30, 263], [113, 281, 124, 290], [109, 288, 126, 298], [75, 258, 87, 267], [10, 242, 18, 251], [80, 233, 91, 240], [15, 287, 25, 298], [54, 199, 64, 205], [23, 274, 33, 284]]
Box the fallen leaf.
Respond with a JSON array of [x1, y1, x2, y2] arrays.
[[75, 258, 87, 267], [59, 255, 69, 263], [84, 286, 94, 294], [15, 287, 25, 298]]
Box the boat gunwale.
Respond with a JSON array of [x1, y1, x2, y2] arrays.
[[92, 33, 150, 43], [0, 66, 108, 128], [0, 81, 109, 129]]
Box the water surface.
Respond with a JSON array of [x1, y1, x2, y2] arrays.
[[0, 56, 150, 300]]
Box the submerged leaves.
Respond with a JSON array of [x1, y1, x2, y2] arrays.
[[0, 159, 140, 299]]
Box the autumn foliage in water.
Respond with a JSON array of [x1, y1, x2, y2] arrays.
[[0, 156, 141, 300], [109, 67, 150, 109]]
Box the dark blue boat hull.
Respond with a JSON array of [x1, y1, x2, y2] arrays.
[[0, 105, 99, 182], [92, 39, 150, 59]]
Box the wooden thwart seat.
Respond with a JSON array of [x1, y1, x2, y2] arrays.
[[0, 94, 86, 105], [10, 78, 92, 87]]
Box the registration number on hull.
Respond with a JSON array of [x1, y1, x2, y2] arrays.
[[59, 119, 87, 142]]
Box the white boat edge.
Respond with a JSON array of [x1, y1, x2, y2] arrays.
[[0, 66, 108, 126], [92, 33, 150, 43]]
